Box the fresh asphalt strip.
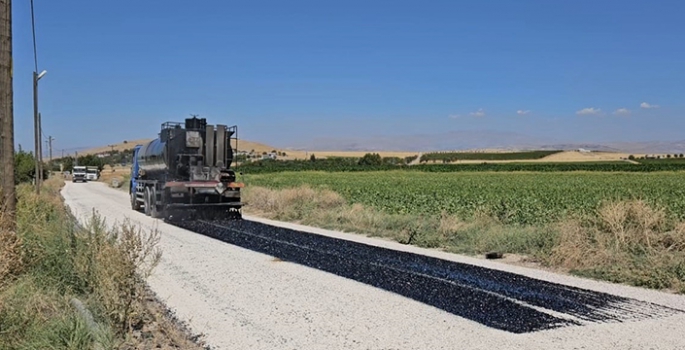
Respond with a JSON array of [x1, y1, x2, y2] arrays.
[[171, 218, 684, 334]]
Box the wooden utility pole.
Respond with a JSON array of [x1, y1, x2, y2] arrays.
[[0, 0, 17, 231], [37, 112, 43, 184]]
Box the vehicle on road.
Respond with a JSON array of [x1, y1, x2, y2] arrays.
[[72, 166, 87, 182], [86, 166, 99, 181], [130, 116, 244, 221]]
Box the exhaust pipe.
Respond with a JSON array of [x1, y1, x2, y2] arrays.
[[205, 124, 215, 166], [216, 125, 226, 168]]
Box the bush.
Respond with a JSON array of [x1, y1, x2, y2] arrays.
[[358, 153, 382, 166], [1, 178, 164, 348]]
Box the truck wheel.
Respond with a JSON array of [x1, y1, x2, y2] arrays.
[[144, 187, 152, 216], [131, 187, 141, 211], [150, 187, 162, 219]]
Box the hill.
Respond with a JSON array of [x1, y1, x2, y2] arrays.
[[74, 139, 420, 161], [73, 139, 151, 156], [73, 135, 678, 164]]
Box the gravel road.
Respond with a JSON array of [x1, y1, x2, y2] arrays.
[[62, 181, 685, 350]]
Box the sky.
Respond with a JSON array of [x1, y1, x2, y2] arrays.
[[10, 0, 685, 153]]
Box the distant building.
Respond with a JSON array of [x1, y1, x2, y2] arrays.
[[261, 152, 278, 160]]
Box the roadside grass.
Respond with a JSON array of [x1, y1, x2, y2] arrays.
[[243, 185, 685, 293], [0, 177, 207, 349]]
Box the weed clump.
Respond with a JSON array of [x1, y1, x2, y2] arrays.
[[0, 177, 187, 349]]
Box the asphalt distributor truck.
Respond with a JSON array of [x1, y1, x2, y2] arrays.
[[130, 117, 243, 221]]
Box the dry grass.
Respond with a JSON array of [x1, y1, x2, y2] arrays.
[[0, 230, 23, 288], [74, 139, 150, 157], [0, 177, 207, 349], [549, 200, 685, 291], [243, 186, 554, 253], [99, 165, 131, 185], [73, 212, 162, 334], [243, 185, 685, 293]]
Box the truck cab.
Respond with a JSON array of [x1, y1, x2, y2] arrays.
[[86, 166, 99, 181], [72, 166, 87, 183]]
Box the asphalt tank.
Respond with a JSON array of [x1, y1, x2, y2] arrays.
[[135, 117, 236, 182]]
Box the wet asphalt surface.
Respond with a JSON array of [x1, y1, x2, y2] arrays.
[[171, 218, 684, 334]]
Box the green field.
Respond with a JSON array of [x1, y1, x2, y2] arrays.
[[237, 158, 685, 174], [245, 171, 685, 225]]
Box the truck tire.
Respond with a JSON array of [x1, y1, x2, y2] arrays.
[[150, 187, 162, 219], [144, 187, 152, 216], [131, 185, 141, 211]]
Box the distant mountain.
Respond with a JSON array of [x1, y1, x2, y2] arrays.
[[283, 130, 685, 154], [286, 130, 557, 152], [602, 141, 685, 155]]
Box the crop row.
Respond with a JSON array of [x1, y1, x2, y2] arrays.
[[237, 159, 685, 174], [244, 171, 685, 226]]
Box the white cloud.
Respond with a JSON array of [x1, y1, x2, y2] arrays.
[[448, 114, 461, 119], [576, 107, 602, 116], [640, 102, 660, 109], [470, 108, 485, 117], [517, 110, 530, 115], [613, 108, 631, 115]]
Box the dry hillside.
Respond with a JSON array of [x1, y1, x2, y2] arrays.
[[75, 138, 419, 160], [72, 139, 645, 164], [74, 139, 151, 156]]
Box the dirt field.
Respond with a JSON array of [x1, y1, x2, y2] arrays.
[[434, 151, 634, 164], [285, 151, 420, 160], [98, 165, 130, 185]]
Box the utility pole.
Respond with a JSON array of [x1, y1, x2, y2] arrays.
[[32, 72, 45, 193], [0, 0, 17, 230], [107, 144, 115, 169], [37, 112, 43, 184], [47, 135, 53, 161]]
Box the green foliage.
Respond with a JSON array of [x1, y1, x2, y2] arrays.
[[247, 171, 685, 226], [405, 155, 418, 163], [49, 149, 135, 172], [358, 153, 382, 166], [14, 149, 36, 184], [238, 158, 685, 174], [13, 149, 50, 184], [638, 157, 685, 164], [419, 150, 563, 162]]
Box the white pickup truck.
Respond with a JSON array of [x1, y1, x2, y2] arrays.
[[72, 166, 87, 183]]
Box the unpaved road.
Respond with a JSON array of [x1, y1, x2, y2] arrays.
[[62, 181, 685, 350]]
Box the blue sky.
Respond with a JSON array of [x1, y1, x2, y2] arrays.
[[11, 0, 685, 153]]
